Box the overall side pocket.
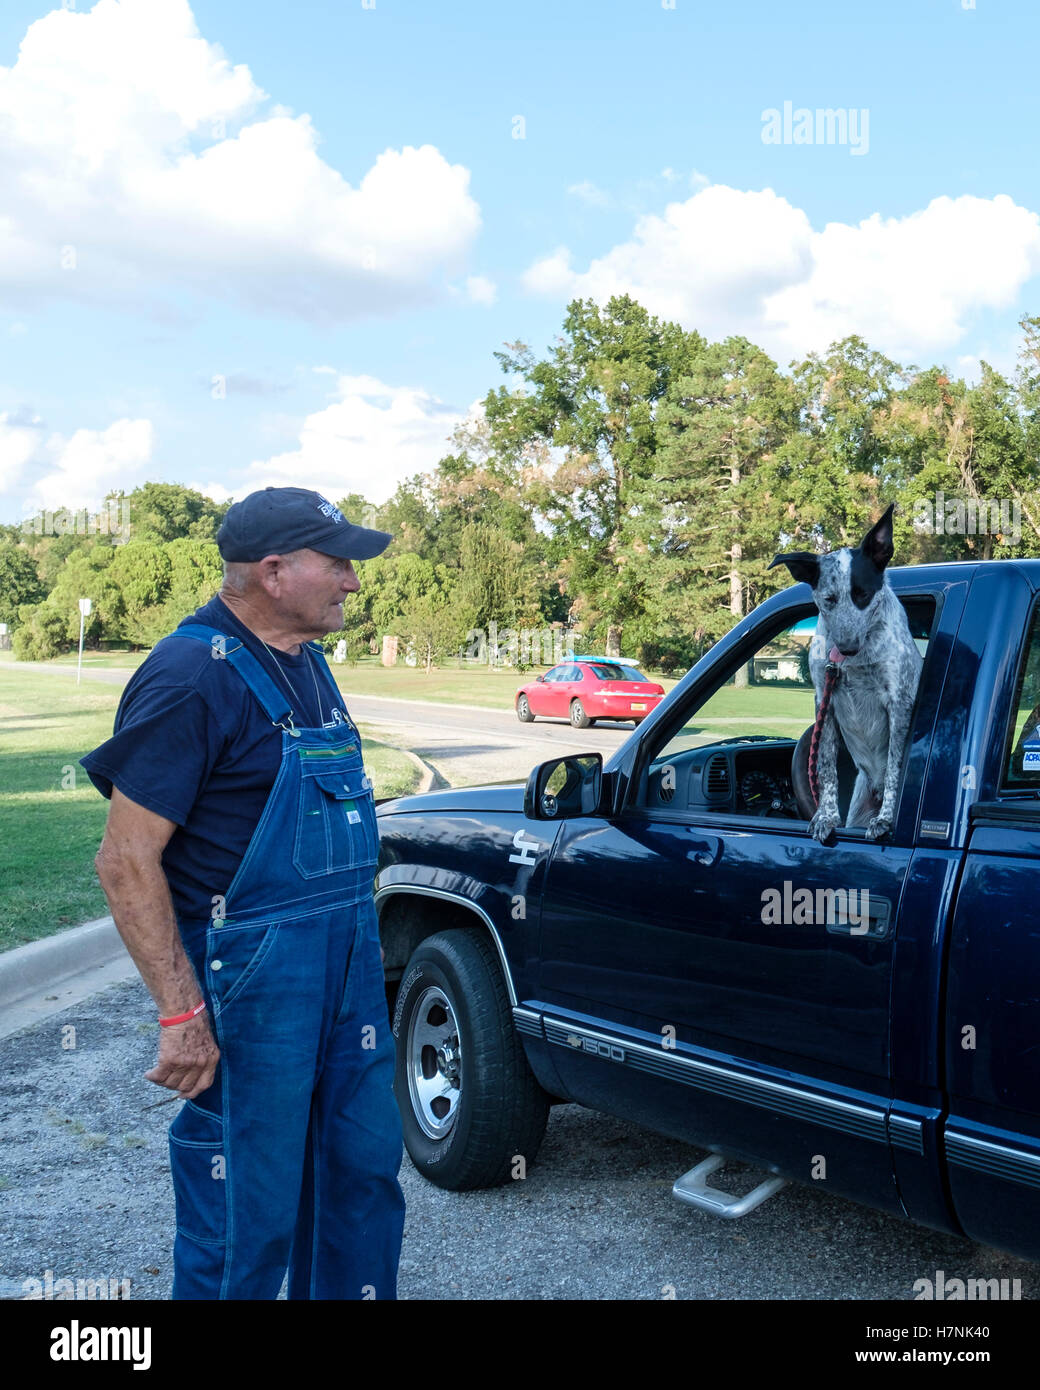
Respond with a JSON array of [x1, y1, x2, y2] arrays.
[[206, 922, 279, 1017], [169, 1101, 226, 1247]]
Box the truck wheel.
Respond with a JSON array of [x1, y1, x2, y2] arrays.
[[392, 929, 550, 1190], [516, 694, 535, 723], [570, 699, 593, 728]]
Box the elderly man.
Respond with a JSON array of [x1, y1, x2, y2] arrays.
[[81, 487, 406, 1300]]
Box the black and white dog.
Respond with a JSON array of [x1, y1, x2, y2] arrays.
[[769, 505, 922, 842]]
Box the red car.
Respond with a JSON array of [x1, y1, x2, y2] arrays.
[[515, 657, 666, 728]]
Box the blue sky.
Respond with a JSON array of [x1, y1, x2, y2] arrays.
[[1, 0, 1038, 524]]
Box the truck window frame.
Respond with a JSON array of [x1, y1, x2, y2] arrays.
[[627, 590, 941, 841], [999, 594, 1040, 794]]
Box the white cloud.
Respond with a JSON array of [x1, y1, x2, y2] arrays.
[[185, 479, 234, 505], [244, 374, 473, 505], [0, 0, 482, 319], [3, 416, 155, 515], [465, 274, 497, 306], [523, 184, 1040, 364], [0, 412, 43, 492], [568, 180, 611, 207], [763, 195, 1040, 362]]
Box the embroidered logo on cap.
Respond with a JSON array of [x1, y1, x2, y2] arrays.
[[316, 494, 344, 524]]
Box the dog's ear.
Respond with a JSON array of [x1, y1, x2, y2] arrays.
[[769, 552, 820, 588], [861, 503, 895, 572]]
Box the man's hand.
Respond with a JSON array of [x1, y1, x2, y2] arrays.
[[146, 1013, 220, 1099]]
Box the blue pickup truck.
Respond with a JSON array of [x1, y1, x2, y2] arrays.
[[374, 559, 1040, 1260]]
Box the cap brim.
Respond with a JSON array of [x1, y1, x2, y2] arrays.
[[311, 522, 393, 561]]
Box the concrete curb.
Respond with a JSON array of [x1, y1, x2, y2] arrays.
[[0, 916, 123, 1009], [398, 747, 440, 794]]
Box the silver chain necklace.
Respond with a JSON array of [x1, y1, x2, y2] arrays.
[[259, 638, 327, 727]]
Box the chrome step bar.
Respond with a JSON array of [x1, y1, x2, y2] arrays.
[[672, 1153, 786, 1219]]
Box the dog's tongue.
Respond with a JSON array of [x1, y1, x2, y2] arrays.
[[828, 646, 846, 664]]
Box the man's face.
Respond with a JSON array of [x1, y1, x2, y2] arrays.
[[276, 549, 360, 637]]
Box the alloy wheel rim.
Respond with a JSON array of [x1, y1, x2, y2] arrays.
[[406, 985, 462, 1140]]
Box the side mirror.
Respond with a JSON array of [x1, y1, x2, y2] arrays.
[[524, 753, 603, 820], [535, 674, 545, 682]]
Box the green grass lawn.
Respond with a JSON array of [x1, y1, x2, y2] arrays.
[[0, 670, 420, 951], [686, 682, 817, 736]]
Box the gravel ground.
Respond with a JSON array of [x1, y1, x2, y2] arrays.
[[1, 975, 1037, 1302]]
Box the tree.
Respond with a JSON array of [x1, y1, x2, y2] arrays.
[[484, 294, 704, 651], [648, 337, 796, 666], [881, 361, 1031, 561], [762, 336, 906, 548], [11, 603, 68, 660], [42, 544, 122, 646], [122, 482, 229, 544], [452, 522, 542, 646], [400, 593, 463, 674], [118, 539, 223, 647], [0, 541, 45, 627]]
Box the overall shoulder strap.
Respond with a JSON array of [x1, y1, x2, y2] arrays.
[[161, 625, 293, 727]]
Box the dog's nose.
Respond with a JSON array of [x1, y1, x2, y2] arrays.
[[838, 645, 859, 657]]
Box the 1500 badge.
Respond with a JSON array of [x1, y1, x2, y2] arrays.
[[567, 1035, 626, 1062]]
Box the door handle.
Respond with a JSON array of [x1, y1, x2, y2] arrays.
[[686, 834, 720, 867]]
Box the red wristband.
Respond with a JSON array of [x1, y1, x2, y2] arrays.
[[159, 1000, 207, 1027]]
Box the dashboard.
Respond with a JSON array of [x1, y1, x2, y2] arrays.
[[646, 737, 801, 818]]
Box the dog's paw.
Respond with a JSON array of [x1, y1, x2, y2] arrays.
[[809, 809, 840, 843], [865, 815, 892, 840]]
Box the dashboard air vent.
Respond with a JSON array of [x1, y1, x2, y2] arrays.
[[704, 754, 730, 799]]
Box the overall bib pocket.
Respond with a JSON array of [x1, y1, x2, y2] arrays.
[[293, 759, 379, 879]]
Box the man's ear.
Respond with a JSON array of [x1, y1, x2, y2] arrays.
[[769, 552, 820, 588], [860, 503, 895, 572]]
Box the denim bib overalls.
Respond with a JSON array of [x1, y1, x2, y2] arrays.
[[161, 626, 405, 1300]]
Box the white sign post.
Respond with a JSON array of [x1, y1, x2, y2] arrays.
[[77, 598, 91, 686]]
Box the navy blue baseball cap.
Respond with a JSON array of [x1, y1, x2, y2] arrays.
[[217, 487, 392, 562]]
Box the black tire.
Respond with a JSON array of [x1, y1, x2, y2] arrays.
[[391, 929, 550, 1190], [570, 699, 593, 728], [516, 694, 535, 723]]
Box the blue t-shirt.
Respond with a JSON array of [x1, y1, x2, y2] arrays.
[[80, 596, 354, 923]]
